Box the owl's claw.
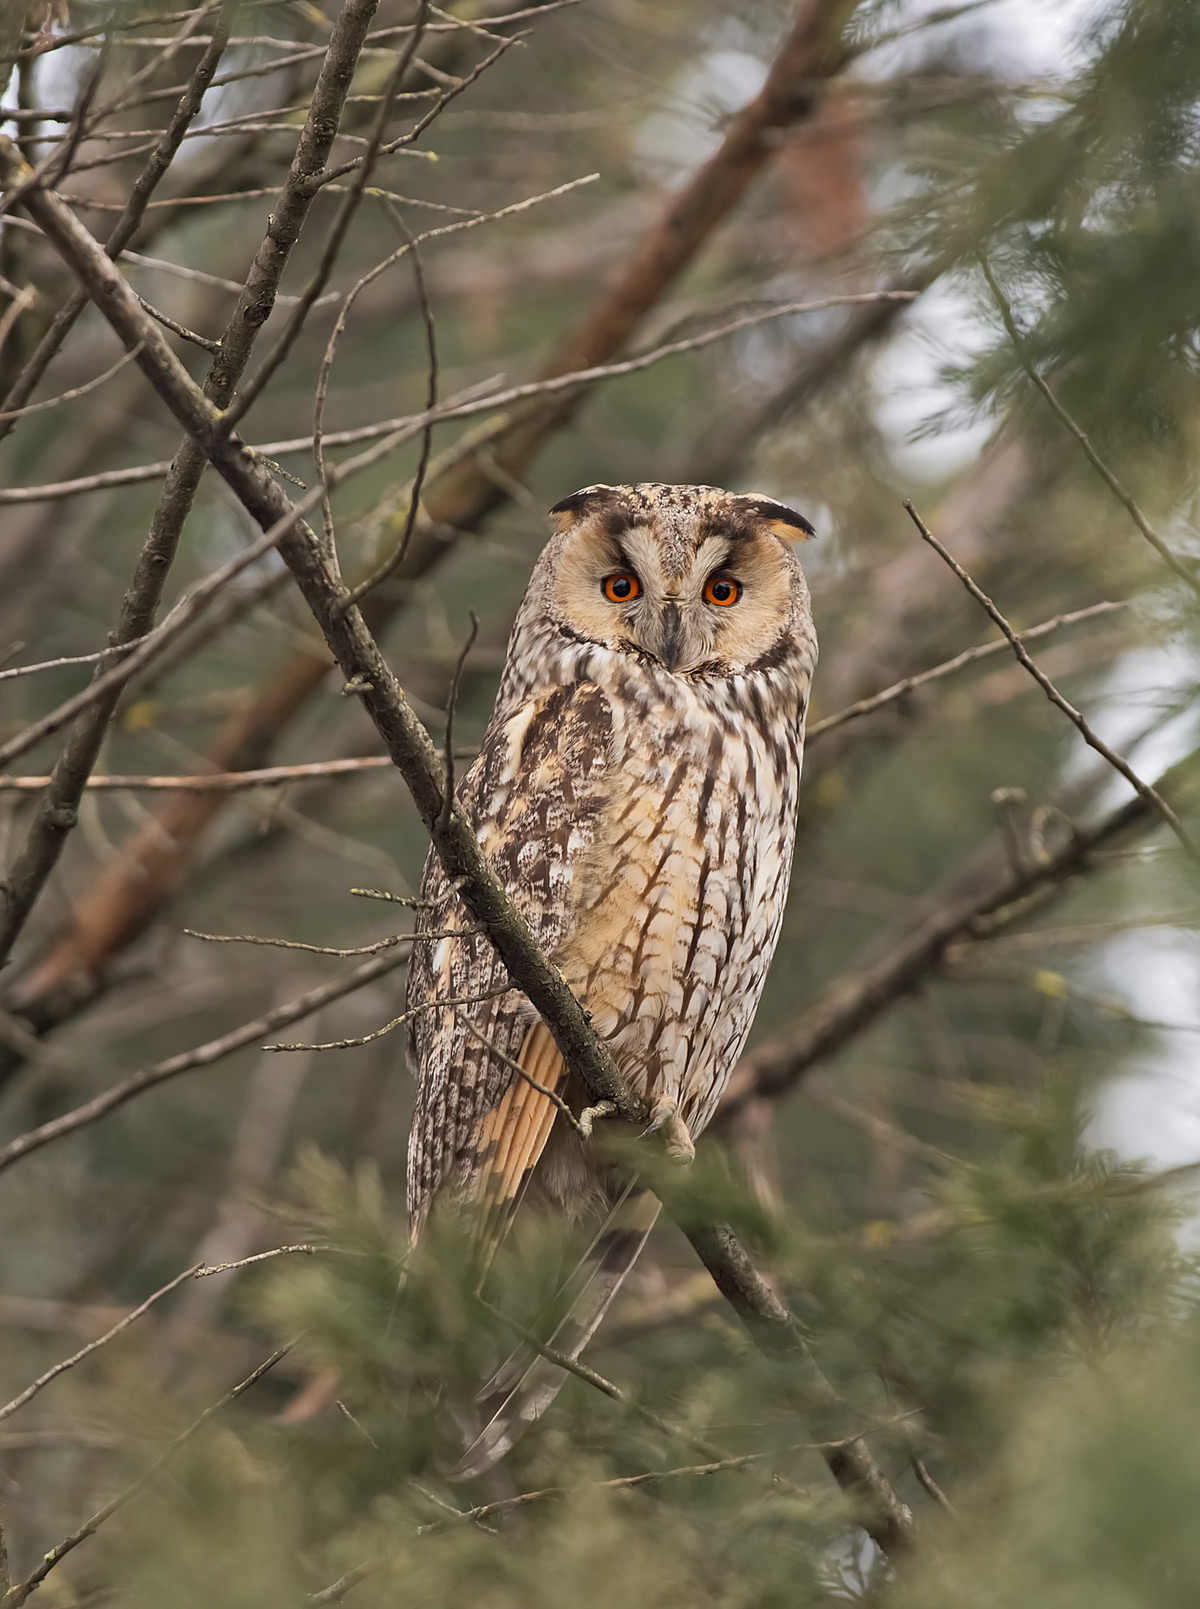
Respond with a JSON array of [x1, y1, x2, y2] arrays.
[[577, 1100, 617, 1140], [642, 1097, 695, 1164]]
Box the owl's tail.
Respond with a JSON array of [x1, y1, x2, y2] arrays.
[[448, 1185, 662, 1482]]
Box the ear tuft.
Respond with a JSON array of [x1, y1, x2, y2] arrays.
[[547, 484, 623, 531], [737, 494, 816, 542]]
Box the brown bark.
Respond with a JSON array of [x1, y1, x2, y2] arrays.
[[4, 0, 857, 1041]]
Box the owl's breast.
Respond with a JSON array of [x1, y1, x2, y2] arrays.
[[558, 666, 804, 1131]]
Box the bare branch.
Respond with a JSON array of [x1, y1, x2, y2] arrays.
[[0, 342, 140, 420], [134, 293, 222, 352], [0, 1265, 201, 1425], [194, 1244, 331, 1276], [0, 1344, 294, 1609], [978, 255, 1200, 599], [0, 949, 407, 1177], [0, 757, 402, 790], [903, 500, 1197, 862], [807, 599, 1129, 743], [719, 744, 1200, 1123], [0, 633, 157, 684], [182, 925, 475, 954], [0, 18, 233, 432], [264, 985, 511, 1053]]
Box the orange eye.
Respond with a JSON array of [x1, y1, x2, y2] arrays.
[[602, 571, 641, 603], [703, 575, 741, 607]]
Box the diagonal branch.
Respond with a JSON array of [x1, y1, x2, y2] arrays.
[[11, 142, 913, 1561], [806, 599, 1127, 743], [903, 500, 1196, 862], [978, 255, 1200, 600], [0, 0, 396, 974], [0, 1264, 201, 1424], [0, 948, 409, 1176], [0, 1344, 294, 1609], [718, 743, 1200, 1124], [0, 0, 862, 1066], [0, 11, 234, 433]]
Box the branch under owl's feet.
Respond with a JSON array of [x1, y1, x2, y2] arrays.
[[643, 1095, 696, 1164]]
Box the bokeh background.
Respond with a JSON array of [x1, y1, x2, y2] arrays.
[[3, 0, 1200, 1602]]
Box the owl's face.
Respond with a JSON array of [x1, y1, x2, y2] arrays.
[[540, 482, 815, 679]]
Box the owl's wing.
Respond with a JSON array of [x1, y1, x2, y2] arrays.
[[405, 678, 613, 1247]]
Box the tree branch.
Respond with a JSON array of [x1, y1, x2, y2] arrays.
[[8, 131, 913, 1558], [0, 949, 407, 1176], [0, 1344, 293, 1609], [718, 744, 1200, 1123], [903, 499, 1196, 862], [978, 254, 1200, 600], [0, 0, 863, 1070], [0, 13, 233, 433]]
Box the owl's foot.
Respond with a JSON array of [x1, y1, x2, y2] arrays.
[[643, 1096, 695, 1165], [577, 1099, 617, 1140]]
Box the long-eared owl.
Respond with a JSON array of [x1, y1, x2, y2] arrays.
[[405, 482, 817, 1475]]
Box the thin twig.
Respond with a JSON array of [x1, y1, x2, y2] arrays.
[[182, 925, 476, 955], [978, 255, 1200, 599], [194, 1244, 331, 1276], [418, 1435, 903, 1533], [134, 293, 222, 352], [0, 756, 488, 794], [0, 949, 408, 1177], [463, 1017, 584, 1136], [264, 985, 511, 1053], [0, 758, 401, 790], [0, 633, 158, 683], [342, 202, 439, 600], [351, 886, 441, 906], [0, 1344, 294, 1609], [910, 1454, 954, 1514], [903, 500, 1197, 862], [806, 600, 1128, 742], [0, 343, 140, 421], [0, 1265, 201, 1425]]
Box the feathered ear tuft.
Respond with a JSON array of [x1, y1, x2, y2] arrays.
[[736, 494, 816, 542], [547, 484, 624, 532]]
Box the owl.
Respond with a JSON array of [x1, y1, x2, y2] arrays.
[[406, 482, 817, 1475]]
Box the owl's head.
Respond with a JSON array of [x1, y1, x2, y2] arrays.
[[537, 482, 815, 679]]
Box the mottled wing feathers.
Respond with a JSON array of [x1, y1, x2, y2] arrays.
[[472, 1022, 565, 1269], [406, 678, 613, 1235]]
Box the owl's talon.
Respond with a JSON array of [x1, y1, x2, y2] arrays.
[[577, 1100, 616, 1139], [642, 1097, 695, 1165]]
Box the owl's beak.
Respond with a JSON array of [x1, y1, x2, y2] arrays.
[[658, 601, 683, 671]]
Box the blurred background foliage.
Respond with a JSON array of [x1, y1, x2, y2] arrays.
[[3, 0, 1200, 1601]]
